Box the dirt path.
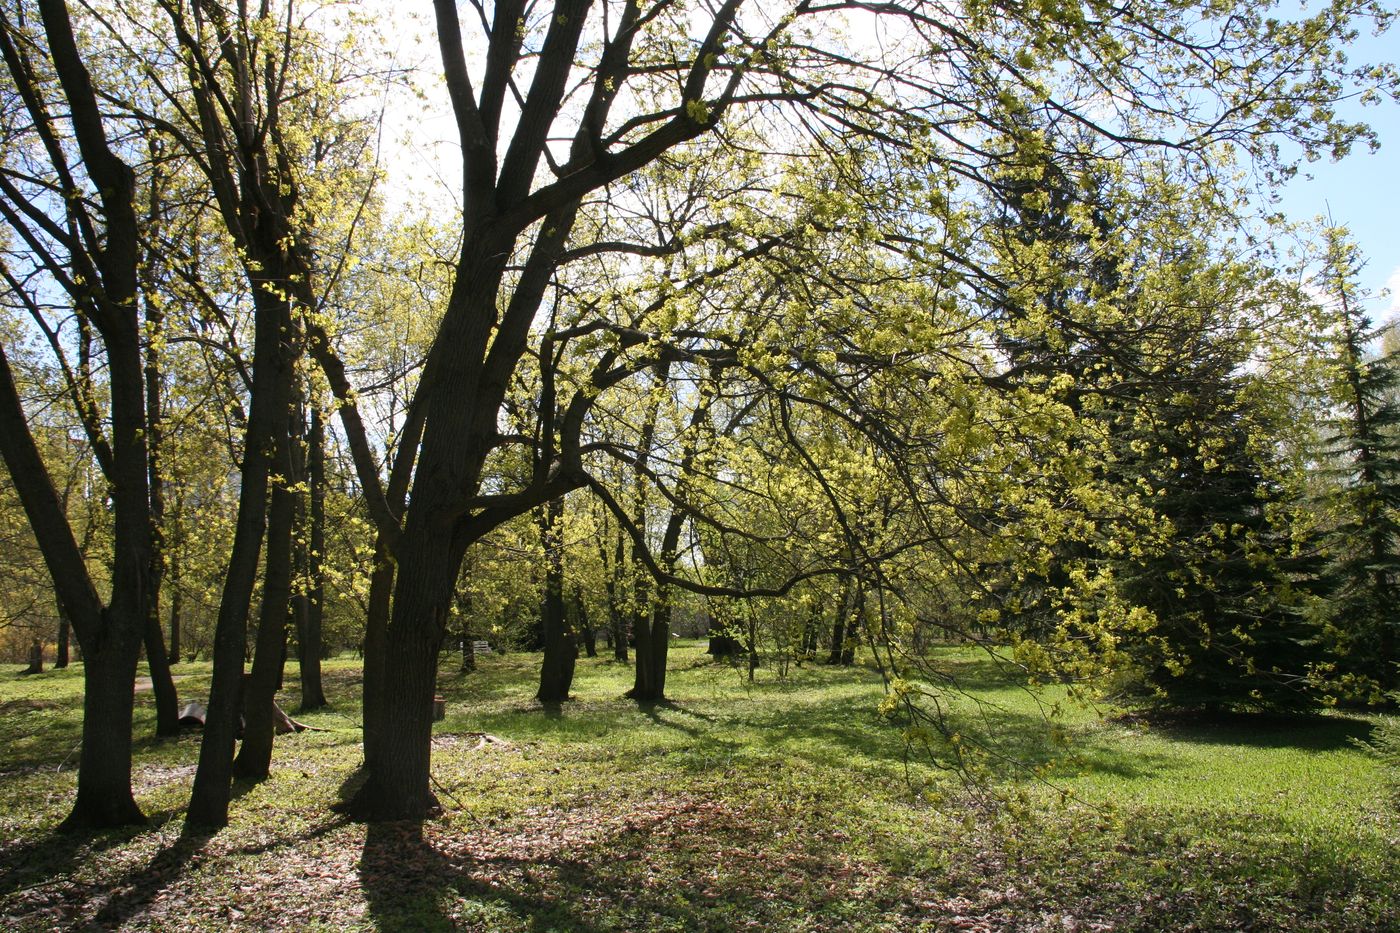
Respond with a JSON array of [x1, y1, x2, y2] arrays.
[[134, 675, 185, 693]]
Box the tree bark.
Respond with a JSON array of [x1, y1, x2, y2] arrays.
[[360, 537, 395, 771], [575, 588, 597, 658], [144, 610, 180, 737], [297, 403, 327, 711], [186, 281, 294, 828], [55, 597, 70, 668], [233, 425, 298, 781], [629, 603, 671, 702], [344, 526, 458, 820], [167, 550, 182, 664], [537, 497, 576, 702]]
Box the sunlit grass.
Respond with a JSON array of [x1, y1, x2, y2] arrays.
[[1, 642, 1395, 931]]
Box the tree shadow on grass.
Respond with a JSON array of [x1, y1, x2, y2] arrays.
[[359, 821, 610, 933], [0, 824, 145, 903], [1143, 710, 1375, 752], [360, 795, 888, 933]]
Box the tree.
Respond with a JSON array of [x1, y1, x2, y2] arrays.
[[1312, 230, 1400, 699], [0, 0, 156, 828]]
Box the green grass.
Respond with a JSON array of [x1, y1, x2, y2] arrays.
[[1, 643, 1395, 931]]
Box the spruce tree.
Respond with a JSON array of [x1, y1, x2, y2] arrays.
[[1313, 230, 1400, 699]]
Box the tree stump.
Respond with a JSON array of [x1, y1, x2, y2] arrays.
[[432, 695, 446, 721]]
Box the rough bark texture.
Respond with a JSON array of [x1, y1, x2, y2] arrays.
[[360, 538, 395, 771], [344, 528, 457, 821], [628, 604, 671, 703]]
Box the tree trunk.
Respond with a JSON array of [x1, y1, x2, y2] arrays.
[[360, 536, 395, 771], [60, 639, 145, 829], [233, 442, 297, 781], [186, 282, 293, 829], [537, 498, 576, 703], [575, 588, 597, 658], [55, 597, 70, 668], [297, 403, 327, 711], [828, 579, 855, 666], [344, 527, 457, 821], [144, 610, 180, 737], [141, 274, 178, 739], [707, 613, 742, 658], [24, 639, 43, 674], [167, 550, 182, 664], [628, 603, 670, 702]]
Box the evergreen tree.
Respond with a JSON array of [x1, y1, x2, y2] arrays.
[[983, 111, 1317, 710], [1312, 231, 1400, 699]]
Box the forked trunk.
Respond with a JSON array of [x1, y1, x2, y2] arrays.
[[233, 463, 297, 781], [628, 604, 670, 703], [344, 526, 458, 821]]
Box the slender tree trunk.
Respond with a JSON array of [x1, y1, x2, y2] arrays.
[[142, 273, 178, 738], [144, 611, 180, 737], [233, 433, 298, 781], [537, 498, 576, 702], [828, 579, 854, 666], [746, 606, 759, 682], [55, 597, 70, 668], [167, 553, 182, 664], [576, 588, 596, 658], [187, 284, 293, 828], [297, 404, 327, 711]]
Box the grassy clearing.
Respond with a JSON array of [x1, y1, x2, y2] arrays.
[[0, 643, 1395, 931]]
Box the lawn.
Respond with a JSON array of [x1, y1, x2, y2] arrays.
[[0, 642, 1395, 931]]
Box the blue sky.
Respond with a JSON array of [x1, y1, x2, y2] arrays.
[[1272, 23, 1399, 321]]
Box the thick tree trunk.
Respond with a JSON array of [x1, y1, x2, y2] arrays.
[[60, 639, 145, 829], [537, 498, 576, 703], [344, 527, 457, 821], [360, 537, 395, 771], [628, 604, 670, 703], [707, 614, 742, 658]]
